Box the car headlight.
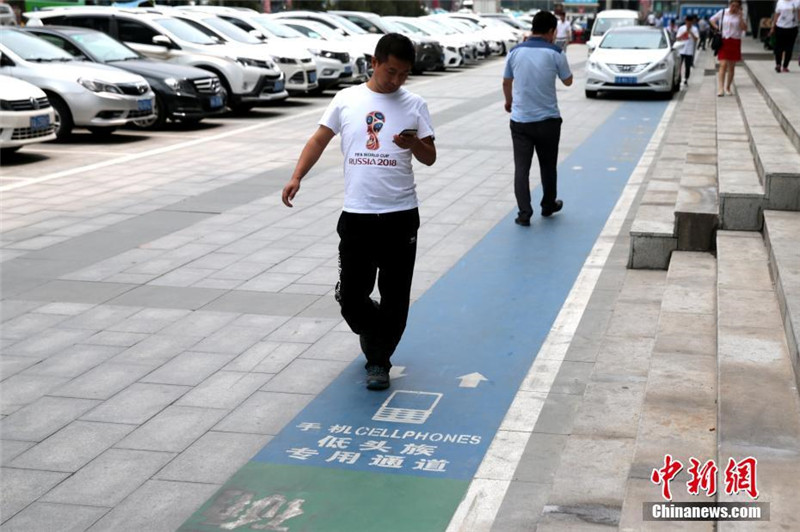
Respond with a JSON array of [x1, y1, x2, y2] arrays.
[[654, 60, 668, 70], [164, 77, 180, 91], [78, 78, 122, 94], [271, 56, 297, 65]]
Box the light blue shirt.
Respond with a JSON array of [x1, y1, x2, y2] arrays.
[[503, 38, 572, 123]]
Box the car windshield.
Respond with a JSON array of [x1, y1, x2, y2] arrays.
[[593, 17, 637, 36], [283, 20, 344, 40], [451, 18, 482, 30], [72, 31, 140, 61], [1, 29, 75, 61], [154, 18, 217, 45], [600, 31, 667, 49], [252, 15, 304, 38], [419, 18, 456, 35], [327, 13, 367, 35], [201, 16, 261, 43], [380, 18, 408, 34], [392, 20, 429, 36]]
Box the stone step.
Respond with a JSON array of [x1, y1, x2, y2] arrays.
[[716, 230, 800, 531], [629, 76, 718, 269], [619, 251, 717, 530], [735, 72, 800, 211], [716, 81, 764, 231], [675, 81, 719, 251], [763, 210, 800, 391], [744, 60, 800, 156]]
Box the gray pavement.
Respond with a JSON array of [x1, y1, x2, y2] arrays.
[[3, 39, 800, 532]]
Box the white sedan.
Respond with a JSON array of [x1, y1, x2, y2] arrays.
[[0, 75, 56, 155], [585, 27, 682, 98]]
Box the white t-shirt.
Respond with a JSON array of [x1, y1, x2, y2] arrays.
[[556, 20, 571, 39], [710, 8, 746, 39], [676, 25, 700, 55], [775, 0, 799, 29], [320, 84, 435, 214]]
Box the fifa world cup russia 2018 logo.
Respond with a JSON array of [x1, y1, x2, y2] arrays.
[[365, 111, 385, 150]]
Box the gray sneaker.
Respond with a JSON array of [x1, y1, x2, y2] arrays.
[[366, 365, 390, 390]]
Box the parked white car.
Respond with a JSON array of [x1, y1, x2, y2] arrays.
[[585, 27, 681, 98], [25, 7, 288, 112], [0, 75, 56, 155], [446, 13, 521, 54], [271, 18, 369, 84], [404, 17, 480, 63], [423, 15, 490, 58], [0, 28, 155, 139], [270, 10, 382, 66], [385, 16, 465, 68], [172, 8, 321, 93]]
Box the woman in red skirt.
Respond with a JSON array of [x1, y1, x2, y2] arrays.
[[710, 0, 748, 96]]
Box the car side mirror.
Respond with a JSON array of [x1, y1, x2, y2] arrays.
[[337, 28, 346, 36], [152, 35, 172, 47], [249, 29, 266, 40], [0, 52, 14, 67]]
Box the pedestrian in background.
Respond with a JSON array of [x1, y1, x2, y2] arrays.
[[555, 12, 572, 52], [502, 11, 573, 227], [282, 33, 436, 391], [711, 0, 748, 96], [677, 15, 700, 85], [698, 16, 710, 49], [769, 0, 799, 72], [667, 19, 678, 42]]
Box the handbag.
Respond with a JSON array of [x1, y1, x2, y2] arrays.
[[711, 10, 724, 54]]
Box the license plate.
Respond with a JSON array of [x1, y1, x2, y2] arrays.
[[614, 76, 638, 85], [137, 99, 153, 111], [274, 80, 285, 93], [209, 95, 223, 109], [308, 71, 317, 83], [344, 65, 352, 73], [30, 114, 50, 130]]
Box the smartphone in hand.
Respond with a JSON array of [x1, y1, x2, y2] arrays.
[[399, 128, 418, 137]]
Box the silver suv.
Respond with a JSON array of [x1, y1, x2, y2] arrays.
[[0, 28, 155, 138], [25, 7, 288, 112]]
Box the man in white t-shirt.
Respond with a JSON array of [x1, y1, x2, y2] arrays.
[[676, 15, 701, 85], [282, 33, 437, 391], [770, 0, 799, 72], [555, 12, 572, 51]]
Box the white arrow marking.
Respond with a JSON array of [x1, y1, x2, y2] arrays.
[[458, 372, 488, 388], [390, 366, 407, 380]]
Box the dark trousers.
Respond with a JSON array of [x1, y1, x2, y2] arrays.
[[335, 208, 419, 370], [681, 54, 694, 80], [510, 118, 562, 218], [775, 26, 799, 68]]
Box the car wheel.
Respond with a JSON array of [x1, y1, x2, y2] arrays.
[[47, 93, 73, 141], [87, 127, 118, 137], [131, 94, 166, 130], [585, 90, 598, 99]]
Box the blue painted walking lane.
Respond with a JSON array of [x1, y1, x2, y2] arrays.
[[180, 98, 668, 531]]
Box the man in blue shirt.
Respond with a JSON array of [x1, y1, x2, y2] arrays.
[[503, 11, 573, 226]]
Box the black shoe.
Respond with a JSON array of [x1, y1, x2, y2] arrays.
[[366, 365, 390, 390], [541, 200, 563, 217], [514, 215, 531, 226]]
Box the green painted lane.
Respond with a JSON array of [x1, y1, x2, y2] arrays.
[[179, 463, 468, 532]]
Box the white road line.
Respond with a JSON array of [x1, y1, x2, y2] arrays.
[[445, 96, 679, 532], [0, 60, 501, 195]]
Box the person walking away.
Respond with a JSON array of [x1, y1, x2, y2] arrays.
[[677, 15, 700, 85], [770, 0, 799, 72], [698, 16, 710, 49], [555, 12, 572, 52], [710, 0, 748, 96], [281, 33, 436, 391], [502, 11, 573, 227]]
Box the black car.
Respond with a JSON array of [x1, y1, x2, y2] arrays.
[[24, 26, 226, 128]]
